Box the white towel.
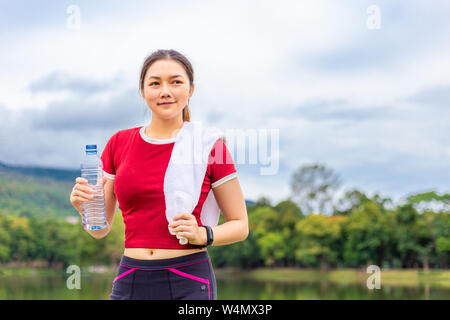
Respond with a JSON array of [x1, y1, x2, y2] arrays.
[[164, 120, 226, 245]]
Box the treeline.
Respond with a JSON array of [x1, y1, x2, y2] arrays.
[[0, 212, 125, 268], [0, 190, 448, 270], [209, 192, 449, 270]]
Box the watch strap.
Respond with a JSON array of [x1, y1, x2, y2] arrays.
[[191, 225, 213, 248], [204, 225, 214, 246]]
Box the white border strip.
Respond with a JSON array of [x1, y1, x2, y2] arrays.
[[139, 126, 176, 145], [211, 172, 237, 188], [103, 170, 116, 180]]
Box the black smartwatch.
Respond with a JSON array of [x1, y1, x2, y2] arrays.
[[192, 225, 214, 248]]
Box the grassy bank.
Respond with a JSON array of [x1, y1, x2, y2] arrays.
[[2, 266, 449, 289], [214, 268, 450, 289], [0, 266, 117, 277], [0, 267, 64, 277]]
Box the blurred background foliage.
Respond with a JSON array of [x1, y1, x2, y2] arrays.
[[0, 161, 448, 270]]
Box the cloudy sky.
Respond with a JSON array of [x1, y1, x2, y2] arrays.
[[0, 0, 449, 208]]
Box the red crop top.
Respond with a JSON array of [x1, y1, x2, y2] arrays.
[[100, 125, 238, 249]]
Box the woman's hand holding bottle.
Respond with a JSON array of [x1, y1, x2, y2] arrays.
[[70, 177, 107, 216]]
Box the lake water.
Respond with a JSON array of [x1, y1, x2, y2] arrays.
[[1, 272, 449, 300]]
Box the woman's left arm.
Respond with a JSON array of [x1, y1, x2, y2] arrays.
[[169, 176, 249, 246], [208, 176, 248, 246]]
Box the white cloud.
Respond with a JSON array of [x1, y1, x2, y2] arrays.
[[0, 0, 449, 205]]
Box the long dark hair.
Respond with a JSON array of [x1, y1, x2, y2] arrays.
[[139, 49, 194, 122]]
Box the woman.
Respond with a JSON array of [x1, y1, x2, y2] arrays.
[[69, 49, 248, 300]]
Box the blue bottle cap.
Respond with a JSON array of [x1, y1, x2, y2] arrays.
[[86, 144, 97, 151]]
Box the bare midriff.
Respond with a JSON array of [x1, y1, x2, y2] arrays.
[[123, 247, 207, 260]]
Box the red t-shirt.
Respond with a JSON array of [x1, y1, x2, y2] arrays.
[[100, 125, 237, 249]]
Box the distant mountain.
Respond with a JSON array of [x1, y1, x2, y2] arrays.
[[0, 161, 79, 183], [245, 199, 256, 206], [0, 161, 79, 219]]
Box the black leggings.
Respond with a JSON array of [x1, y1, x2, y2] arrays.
[[109, 251, 217, 300]]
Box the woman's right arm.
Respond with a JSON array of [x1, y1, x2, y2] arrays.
[[70, 176, 117, 239]]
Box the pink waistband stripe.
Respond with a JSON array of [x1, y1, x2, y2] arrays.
[[113, 268, 136, 283], [119, 258, 210, 271]]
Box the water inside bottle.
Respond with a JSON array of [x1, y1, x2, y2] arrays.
[[81, 163, 107, 230]]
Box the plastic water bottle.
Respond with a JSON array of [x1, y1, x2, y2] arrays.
[[80, 144, 107, 230]]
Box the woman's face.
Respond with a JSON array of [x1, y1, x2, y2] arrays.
[[142, 59, 194, 121]]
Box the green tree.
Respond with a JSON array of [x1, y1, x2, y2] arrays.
[[0, 215, 11, 263], [393, 204, 434, 268], [332, 189, 371, 216], [8, 216, 34, 263], [290, 163, 341, 214], [254, 196, 272, 208], [343, 200, 393, 267], [249, 206, 286, 267], [431, 211, 450, 268], [295, 213, 345, 270], [273, 199, 304, 266]]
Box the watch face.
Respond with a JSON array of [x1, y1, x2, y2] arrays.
[[206, 226, 213, 246]]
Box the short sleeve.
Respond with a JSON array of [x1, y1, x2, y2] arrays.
[[101, 133, 117, 180], [207, 139, 237, 188]]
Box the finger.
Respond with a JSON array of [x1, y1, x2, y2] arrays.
[[73, 186, 94, 197], [170, 217, 195, 228], [72, 189, 93, 200], [168, 227, 176, 235], [176, 232, 194, 240], [171, 225, 192, 233], [173, 212, 191, 221], [169, 218, 184, 228], [172, 214, 195, 227], [74, 184, 94, 194], [76, 177, 88, 184], [71, 195, 89, 203]]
